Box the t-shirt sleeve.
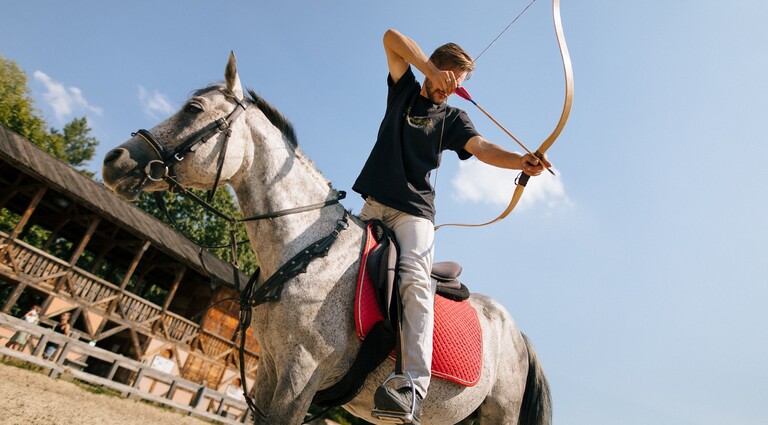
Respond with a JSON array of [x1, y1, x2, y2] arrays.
[[446, 109, 479, 160], [387, 67, 418, 105]]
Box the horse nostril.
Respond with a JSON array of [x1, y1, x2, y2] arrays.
[[103, 148, 127, 165]]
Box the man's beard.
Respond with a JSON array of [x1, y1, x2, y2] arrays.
[[424, 80, 446, 104]]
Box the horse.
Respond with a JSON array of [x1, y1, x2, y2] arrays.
[[102, 52, 551, 425]]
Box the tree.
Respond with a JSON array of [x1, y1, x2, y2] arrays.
[[133, 189, 258, 276], [0, 54, 256, 273], [0, 56, 48, 144], [0, 56, 97, 175]]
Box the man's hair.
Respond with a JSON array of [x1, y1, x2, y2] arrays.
[[430, 43, 475, 76]]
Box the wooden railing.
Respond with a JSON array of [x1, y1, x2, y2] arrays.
[[1, 234, 200, 344], [163, 312, 199, 342], [1, 232, 70, 282], [0, 312, 251, 424], [196, 330, 259, 370], [2, 232, 259, 386], [68, 266, 119, 305]]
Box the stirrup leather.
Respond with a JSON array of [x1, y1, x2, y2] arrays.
[[371, 373, 418, 424]]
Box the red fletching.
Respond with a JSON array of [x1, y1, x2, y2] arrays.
[[454, 86, 473, 102]]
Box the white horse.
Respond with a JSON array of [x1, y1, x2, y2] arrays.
[[102, 53, 551, 425]]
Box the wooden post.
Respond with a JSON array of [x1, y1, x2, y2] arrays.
[[191, 380, 208, 408], [67, 216, 101, 265], [163, 266, 186, 312], [132, 367, 145, 388], [102, 241, 151, 326], [51, 216, 101, 296], [0, 186, 46, 257], [166, 380, 178, 400], [124, 241, 151, 289], [1, 282, 28, 313], [107, 360, 120, 380]]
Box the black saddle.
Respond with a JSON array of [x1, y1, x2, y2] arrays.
[[311, 219, 471, 409], [366, 220, 470, 320]]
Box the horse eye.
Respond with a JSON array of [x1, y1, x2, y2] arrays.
[[184, 102, 204, 113]]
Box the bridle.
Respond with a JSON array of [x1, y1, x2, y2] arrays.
[[130, 88, 347, 276], [130, 89, 349, 419], [132, 89, 346, 232], [134, 90, 248, 203]]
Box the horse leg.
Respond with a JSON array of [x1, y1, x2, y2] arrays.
[[471, 333, 551, 425], [252, 351, 278, 424], [259, 345, 326, 424]]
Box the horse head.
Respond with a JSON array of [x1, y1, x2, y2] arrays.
[[103, 52, 253, 200]]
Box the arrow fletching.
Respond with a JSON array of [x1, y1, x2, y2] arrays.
[[454, 86, 475, 104]]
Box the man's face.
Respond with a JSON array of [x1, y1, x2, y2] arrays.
[[424, 68, 468, 104]]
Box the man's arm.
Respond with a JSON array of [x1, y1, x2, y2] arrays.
[[383, 29, 456, 93], [464, 136, 551, 176]]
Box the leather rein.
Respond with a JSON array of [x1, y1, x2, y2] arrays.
[[132, 90, 349, 302], [132, 89, 347, 276], [132, 90, 350, 418]]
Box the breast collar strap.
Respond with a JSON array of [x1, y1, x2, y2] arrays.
[[244, 210, 350, 308]]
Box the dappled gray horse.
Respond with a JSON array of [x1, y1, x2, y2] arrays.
[[102, 53, 550, 425]]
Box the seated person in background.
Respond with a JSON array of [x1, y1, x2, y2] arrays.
[[42, 312, 71, 360], [5, 305, 41, 351]]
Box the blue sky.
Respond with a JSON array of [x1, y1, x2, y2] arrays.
[[2, 1, 767, 424]]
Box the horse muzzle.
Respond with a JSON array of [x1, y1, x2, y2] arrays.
[[103, 146, 163, 200]]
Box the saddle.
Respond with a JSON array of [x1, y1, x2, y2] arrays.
[[365, 220, 471, 322], [312, 220, 482, 408]]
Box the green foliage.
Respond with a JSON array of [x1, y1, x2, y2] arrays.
[[0, 56, 48, 144], [49, 117, 98, 177], [133, 189, 258, 275], [0, 56, 96, 176], [0, 54, 255, 276]]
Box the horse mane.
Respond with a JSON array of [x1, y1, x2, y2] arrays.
[[191, 84, 298, 148], [245, 88, 298, 149]]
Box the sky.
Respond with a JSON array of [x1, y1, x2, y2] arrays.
[[2, 1, 767, 424]]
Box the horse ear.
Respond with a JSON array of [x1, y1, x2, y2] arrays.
[[225, 51, 244, 99]]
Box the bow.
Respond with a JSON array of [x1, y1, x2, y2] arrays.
[[436, 0, 574, 230]]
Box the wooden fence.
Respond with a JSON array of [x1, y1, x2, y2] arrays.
[[1, 232, 202, 345], [0, 312, 253, 424]]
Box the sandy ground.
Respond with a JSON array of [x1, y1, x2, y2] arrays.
[[0, 362, 215, 425]]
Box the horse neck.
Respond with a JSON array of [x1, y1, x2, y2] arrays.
[[229, 116, 343, 275]]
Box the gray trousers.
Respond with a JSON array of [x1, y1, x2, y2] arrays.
[[360, 197, 435, 398]]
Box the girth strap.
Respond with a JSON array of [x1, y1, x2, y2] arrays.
[[247, 211, 350, 307]]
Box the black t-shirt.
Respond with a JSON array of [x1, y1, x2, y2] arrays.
[[353, 67, 479, 222]]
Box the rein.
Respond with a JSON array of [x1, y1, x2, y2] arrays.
[[134, 91, 247, 203], [132, 91, 349, 420]]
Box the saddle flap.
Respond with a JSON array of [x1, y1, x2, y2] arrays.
[[366, 221, 398, 318]]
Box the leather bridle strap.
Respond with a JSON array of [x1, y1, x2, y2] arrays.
[[135, 94, 247, 183]]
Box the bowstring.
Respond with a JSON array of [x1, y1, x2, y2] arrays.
[[473, 0, 538, 63]]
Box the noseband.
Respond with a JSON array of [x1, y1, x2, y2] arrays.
[[130, 88, 346, 245], [130, 90, 349, 422], [133, 92, 248, 201]]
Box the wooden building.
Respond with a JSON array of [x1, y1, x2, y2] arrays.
[[0, 124, 259, 394]]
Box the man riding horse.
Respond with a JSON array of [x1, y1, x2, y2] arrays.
[[355, 29, 551, 424]]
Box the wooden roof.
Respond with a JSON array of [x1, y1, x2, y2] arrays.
[[0, 124, 248, 286]]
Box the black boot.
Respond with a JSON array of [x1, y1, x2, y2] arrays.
[[372, 384, 422, 424]]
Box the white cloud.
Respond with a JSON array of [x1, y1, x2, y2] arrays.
[[137, 85, 176, 118], [33, 71, 103, 123], [451, 159, 572, 212]]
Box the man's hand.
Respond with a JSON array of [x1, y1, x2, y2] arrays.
[[521, 153, 552, 176], [428, 68, 459, 96]]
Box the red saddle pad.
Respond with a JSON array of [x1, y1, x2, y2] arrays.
[[355, 223, 483, 387]]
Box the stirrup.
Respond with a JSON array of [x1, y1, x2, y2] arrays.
[[371, 372, 417, 424]]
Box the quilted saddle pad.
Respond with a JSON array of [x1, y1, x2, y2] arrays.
[[354, 223, 483, 387]]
